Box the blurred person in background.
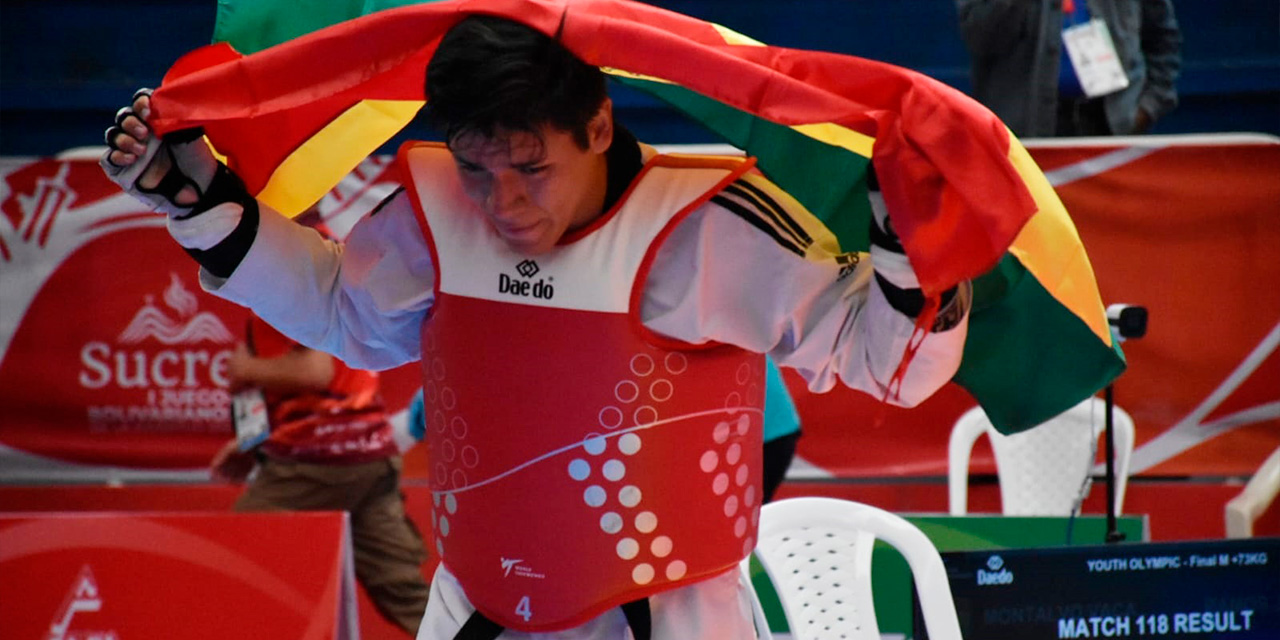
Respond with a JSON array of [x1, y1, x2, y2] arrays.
[[761, 356, 802, 504], [212, 310, 430, 636], [957, 0, 1181, 136]]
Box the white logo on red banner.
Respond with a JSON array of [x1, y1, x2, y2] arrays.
[[78, 273, 234, 429], [47, 565, 119, 640]]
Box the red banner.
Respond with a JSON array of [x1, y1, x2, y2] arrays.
[[1036, 135, 1280, 476], [0, 155, 420, 481], [786, 134, 1280, 478], [0, 511, 356, 640]]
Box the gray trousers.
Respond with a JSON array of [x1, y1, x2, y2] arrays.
[[236, 456, 430, 636]]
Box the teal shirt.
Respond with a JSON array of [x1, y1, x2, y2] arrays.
[[763, 357, 802, 442], [408, 389, 426, 442]]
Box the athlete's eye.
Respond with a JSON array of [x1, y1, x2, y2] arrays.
[[517, 165, 548, 176]]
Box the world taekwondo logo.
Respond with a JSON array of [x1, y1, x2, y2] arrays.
[[501, 557, 523, 577], [498, 260, 554, 300], [500, 556, 546, 580]]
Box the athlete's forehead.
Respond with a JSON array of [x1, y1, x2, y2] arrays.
[[448, 128, 548, 168]]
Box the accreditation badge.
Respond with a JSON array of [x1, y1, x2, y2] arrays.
[[1062, 18, 1131, 97], [231, 388, 270, 451]]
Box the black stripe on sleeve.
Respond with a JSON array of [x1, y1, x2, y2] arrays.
[[368, 187, 406, 217], [710, 194, 807, 258], [726, 179, 814, 249]]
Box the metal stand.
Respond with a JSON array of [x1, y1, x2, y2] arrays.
[[1102, 304, 1147, 544]]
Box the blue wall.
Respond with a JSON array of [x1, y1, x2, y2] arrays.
[[2, 0, 1277, 156]]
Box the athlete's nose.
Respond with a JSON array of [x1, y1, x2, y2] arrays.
[[489, 171, 527, 217]]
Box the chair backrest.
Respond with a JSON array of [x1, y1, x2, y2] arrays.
[[750, 497, 961, 640], [739, 559, 775, 640], [1225, 445, 1280, 538], [948, 397, 1135, 517]]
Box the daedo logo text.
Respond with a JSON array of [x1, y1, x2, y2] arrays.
[[498, 260, 554, 300]]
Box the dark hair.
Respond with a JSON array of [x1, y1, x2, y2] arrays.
[[425, 15, 608, 149]]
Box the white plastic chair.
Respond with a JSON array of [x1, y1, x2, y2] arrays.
[[1225, 446, 1280, 538], [948, 397, 1135, 517], [739, 561, 775, 640], [746, 497, 962, 640]]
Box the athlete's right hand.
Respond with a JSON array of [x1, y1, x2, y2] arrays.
[[100, 88, 219, 218]]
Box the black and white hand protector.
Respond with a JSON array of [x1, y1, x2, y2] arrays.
[[100, 89, 259, 257], [100, 88, 220, 219]]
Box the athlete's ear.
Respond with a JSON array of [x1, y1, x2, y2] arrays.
[[587, 98, 613, 155]]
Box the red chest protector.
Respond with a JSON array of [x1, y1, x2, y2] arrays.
[[401, 142, 765, 631]]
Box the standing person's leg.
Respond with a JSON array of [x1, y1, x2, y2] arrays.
[[1075, 98, 1112, 135], [760, 358, 802, 505], [1056, 97, 1112, 136], [350, 457, 431, 635], [232, 457, 343, 512], [1056, 98, 1084, 136], [236, 457, 429, 634], [760, 431, 801, 504]]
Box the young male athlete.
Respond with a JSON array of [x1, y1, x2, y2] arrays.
[[102, 15, 969, 640]]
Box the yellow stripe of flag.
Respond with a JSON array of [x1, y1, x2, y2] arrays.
[[789, 122, 875, 160], [257, 99, 424, 216], [1005, 137, 1113, 346]]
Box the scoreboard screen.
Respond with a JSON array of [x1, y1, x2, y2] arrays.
[[915, 537, 1280, 639]]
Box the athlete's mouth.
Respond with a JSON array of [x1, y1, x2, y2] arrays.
[[497, 220, 541, 237]]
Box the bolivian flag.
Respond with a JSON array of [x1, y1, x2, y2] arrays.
[[148, 0, 1124, 433]]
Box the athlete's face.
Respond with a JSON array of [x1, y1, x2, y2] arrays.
[[450, 101, 613, 255]]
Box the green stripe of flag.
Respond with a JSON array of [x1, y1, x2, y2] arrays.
[[613, 76, 872, 255], [958, 254, 1127, 432], [213, 0, 430, 53]]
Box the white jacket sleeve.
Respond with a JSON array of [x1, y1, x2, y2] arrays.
[[640, 191, 967, 408], [201, 190, 435, 370]]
